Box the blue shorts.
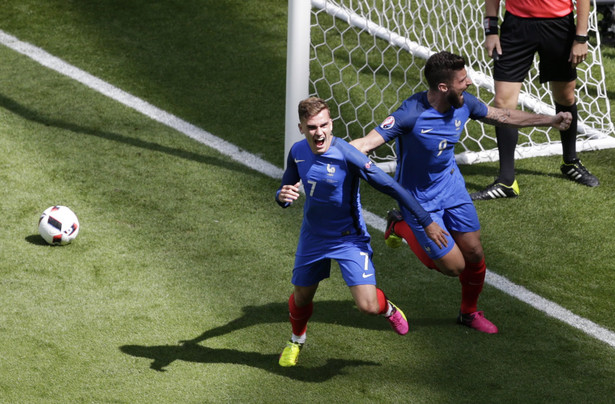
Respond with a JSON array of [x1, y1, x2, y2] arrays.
[[292, 241, 376, 287], [404, 201, 480, 260]]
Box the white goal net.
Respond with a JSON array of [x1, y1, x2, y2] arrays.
[[285, 0, 615, 171]]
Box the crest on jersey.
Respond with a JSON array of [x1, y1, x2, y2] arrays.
[[381, 116, 395, 130], [327, 163, 336, 176]]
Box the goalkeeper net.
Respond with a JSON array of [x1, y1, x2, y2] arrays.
[[286, 0, 615, 171]]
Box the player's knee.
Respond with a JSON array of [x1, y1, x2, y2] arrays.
[[293, 286, 317, 307], [460, 243, 484, 263], [356, 300, 380, 315], [439, 264, 464, 277], [552, 84, 576, 106], [558, 96, 575, 107], [466, 249, 484, 264], [435, 252, 466, 277], [493, 94, 519, 110]]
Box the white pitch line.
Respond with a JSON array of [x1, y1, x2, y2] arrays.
[[2, 29, 613, 348], [487, 271, 615, 347], [0, 30, 284, 181]]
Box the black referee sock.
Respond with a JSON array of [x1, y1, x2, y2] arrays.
[[555, 102, 578, 164], [495, 126, 518, 186]]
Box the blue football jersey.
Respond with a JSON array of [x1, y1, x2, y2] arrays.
[[375, 91, 488, 211], [277, 137, 432, 257]]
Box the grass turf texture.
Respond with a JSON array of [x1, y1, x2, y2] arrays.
[[0, 1, 615, 402]]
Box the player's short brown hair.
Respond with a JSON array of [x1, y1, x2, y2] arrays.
[[298, 97, 329, 122]]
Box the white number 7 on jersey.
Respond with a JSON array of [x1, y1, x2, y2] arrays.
[[307, 180, 317, 196]]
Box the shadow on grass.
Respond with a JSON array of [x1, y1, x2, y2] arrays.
[[120, 344, 378, 381], [460, 163, 563, 192], [0, 93, 253, 176], [25, 234, 51, 246], [120, 300, 384, 379], [180, 301, 390, 345]]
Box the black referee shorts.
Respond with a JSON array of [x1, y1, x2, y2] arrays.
[[494, 12, 577, 83]]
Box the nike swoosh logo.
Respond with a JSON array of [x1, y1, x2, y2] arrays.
[[420, 128, 433, 133], [362, 273, 374, 278], [294, 159, 305, 163]]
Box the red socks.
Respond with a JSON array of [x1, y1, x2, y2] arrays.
[[288, 293, 313, 336], [376, 288, 388, 315], [288, 289, 389, 334], [392, 219, 487, 315], [393, 220, 438, 270], [459, 258, 486, 314]]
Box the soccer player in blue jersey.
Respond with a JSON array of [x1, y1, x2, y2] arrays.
[[276, 97, 449, 367], [351, 51, 572, 334]]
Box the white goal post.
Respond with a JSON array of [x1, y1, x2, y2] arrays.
[[285, 0, 615, 171]]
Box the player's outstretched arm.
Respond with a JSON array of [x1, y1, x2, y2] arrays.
[[350, 129, 386, 155], [480, 106, 572, 131], [344, 139, 450, 249], [372, 176, 449, 249]]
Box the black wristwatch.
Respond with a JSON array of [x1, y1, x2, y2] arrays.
[[574, 34, 589, 43]]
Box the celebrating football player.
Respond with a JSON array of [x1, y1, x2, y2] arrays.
[[276, 96, 448, 367]]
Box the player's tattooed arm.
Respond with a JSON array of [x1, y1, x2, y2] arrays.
[[480, 106, 572, 130], [480, 106, 512, 126]]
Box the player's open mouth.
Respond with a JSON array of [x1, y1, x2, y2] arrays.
[[314, 136, 325, 147]]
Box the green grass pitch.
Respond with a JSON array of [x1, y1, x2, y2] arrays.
[[0, 1, 614, 402]]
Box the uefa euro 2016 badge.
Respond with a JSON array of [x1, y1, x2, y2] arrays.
[[381, 116, 395, 130]]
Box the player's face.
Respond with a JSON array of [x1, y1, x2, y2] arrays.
[[299, 108, 333, 154], [446, 68, 472, 108]]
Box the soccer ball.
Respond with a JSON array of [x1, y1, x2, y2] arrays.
[[38, 205, 80, 245]]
